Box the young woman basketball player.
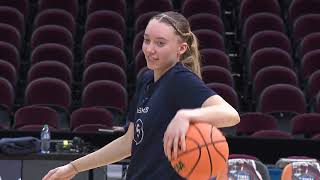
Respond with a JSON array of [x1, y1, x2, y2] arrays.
[[42, 11, 240, 180]]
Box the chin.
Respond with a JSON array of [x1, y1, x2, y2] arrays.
[[146, 62, 157, 70]]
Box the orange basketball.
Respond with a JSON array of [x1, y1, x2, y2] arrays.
[[281, 162, 320, 180], [170, 123, 229, 180], [281, 164, 293, 180]]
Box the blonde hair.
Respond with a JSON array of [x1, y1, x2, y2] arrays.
[[151, 11, 202, 78]]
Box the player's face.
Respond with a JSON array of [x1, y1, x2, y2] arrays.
[[142, 19, 187, 76]]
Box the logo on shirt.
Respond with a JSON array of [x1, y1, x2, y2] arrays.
[[137, 107, 149, 113], [134, 119, 144, 145]]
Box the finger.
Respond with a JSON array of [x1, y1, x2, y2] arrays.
[[163, 133, 168, 157], [181, 133, 186, 152], [165, 135, 173, 160], [48, 172, 58, 180], [48, 173, 58, 180], [173, 135, 179, 160]]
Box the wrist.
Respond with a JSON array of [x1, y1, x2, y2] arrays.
[[69, 162, 79, 174], [188, 109, 200, 123], [178, 109, 198, 123]]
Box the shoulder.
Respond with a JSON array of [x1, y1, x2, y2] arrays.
[[168, 62, 202, 82], [169, 63, 214, 95], [171, 63, 203, 85], [169, 64, 216, 108]]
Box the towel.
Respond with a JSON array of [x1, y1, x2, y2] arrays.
[[0, 136, 40, 155]]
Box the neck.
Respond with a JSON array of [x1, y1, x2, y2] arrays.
[[153, 62, 178, 82]]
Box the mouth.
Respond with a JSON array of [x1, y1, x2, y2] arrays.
[[147, 56, 159, 62]]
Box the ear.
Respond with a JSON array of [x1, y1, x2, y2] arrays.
[[178, 42, 188, 56]]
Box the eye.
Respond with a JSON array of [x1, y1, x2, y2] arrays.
[[156, 41, 165, 47], [143, 38, 150, 44]]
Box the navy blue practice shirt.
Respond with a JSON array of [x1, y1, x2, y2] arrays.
[[126, 62, 217, 180]]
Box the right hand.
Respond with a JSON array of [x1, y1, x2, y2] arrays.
[[42, 164, 77, 180]]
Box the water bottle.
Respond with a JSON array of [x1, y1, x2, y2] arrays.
[[40, 124, 51, 154]]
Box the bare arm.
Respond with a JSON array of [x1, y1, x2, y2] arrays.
[[42, 123, 134, 180], [186, 95, 240, 127], [71, 122, 134, 172], [164, 95, 240, 160]]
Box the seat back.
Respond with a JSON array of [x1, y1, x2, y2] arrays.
[[228, 159, 263, 180], [243, 13, 285, 43], [38, 0, 78, 18], [248, 30, 291, 56], [85, 10, 125, 37], [134, 0, 173, 19], [237, 112, 277, 135], [31, 25, 73, 50], [182, 0, 221, 18], [82, 28, 123, 54], [239, 0, 280, 25], [188, 13, 224, 34], [34, 9, 75, 35], [87, 0, 126, 17], [281, 161, 320, 180]]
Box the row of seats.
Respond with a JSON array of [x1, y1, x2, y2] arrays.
[[234, 1, 320, 120], [236, 112, 320, 139], [132, 0, 320, 116], [225, 155, 320, 180], [0, 0, 320, 136], [1, 77, 127, 112], [5, 105, 114, 133], [0, 0, 130, 112], [0, 0, 234, 107], [240, 14, 320, 79], [0, 0, 318, 52], [239, 11, 320, 46], [3, 74, 320, 136], [0, 0, 127, 19], [234, 1, 320, 140], [0, 43, 128, 86]]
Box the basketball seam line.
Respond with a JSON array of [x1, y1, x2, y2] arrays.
[[177, 139, 227, 156], [194, 124, 213, 179], [183, 137, 202, 178], [210, 127, 227, 163]]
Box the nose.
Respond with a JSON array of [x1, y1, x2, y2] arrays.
[[144, 43, 155, 54]]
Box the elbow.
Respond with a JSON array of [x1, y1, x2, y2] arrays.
[[231, 111, 240, 126], [215, 107, 240, 128], [226, 108, 240, 127]]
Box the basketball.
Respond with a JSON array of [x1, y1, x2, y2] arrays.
[[170, 123, 229, 180], [281, 162, 320, 180]]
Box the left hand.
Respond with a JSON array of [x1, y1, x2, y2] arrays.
[[112, 126, 125, 133], [163, 109, 192, 161]]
